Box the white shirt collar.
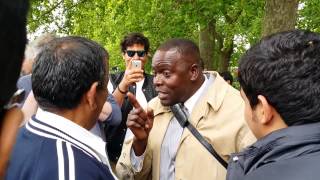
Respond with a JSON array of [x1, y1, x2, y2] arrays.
[[34, 110, 108, 164], [135, 77, 148, 109], [184, 74, 212, 113]]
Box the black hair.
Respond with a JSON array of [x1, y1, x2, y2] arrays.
[[32, 36, 108, 110], [220, 71, 233, 85], [157, 38, 202, 67], [0, 0, 28, 120], [120, 32, 150, 53], [238, 29, 320, 126]]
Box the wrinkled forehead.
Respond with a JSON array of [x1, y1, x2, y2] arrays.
[[152, 48, 183, 66]]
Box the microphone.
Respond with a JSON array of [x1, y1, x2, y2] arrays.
[[170, 103, 189, 127]]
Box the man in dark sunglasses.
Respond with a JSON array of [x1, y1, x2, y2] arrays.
[[125, 50, 146, 58], [106, 33, 157, 167]]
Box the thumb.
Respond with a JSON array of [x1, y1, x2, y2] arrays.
[[147, 108, 154, 120], [127, 59, 133, 70]]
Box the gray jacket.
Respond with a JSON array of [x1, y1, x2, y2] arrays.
[[227, 122, 320, 180]]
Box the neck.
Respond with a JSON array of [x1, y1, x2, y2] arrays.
[[51, 108, 95, 130], [259, 114, 288, 139], [184, 75, 205, 102]]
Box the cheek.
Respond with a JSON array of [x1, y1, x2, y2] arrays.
[[244, 105, 252, 122], [244, 106, 260, 138], [163, 78, 180, 92], [98, 92, 108, 109], [123, 55, 130, 65], [244, 105, 254, 128]]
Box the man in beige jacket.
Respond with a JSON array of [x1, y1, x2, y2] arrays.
[[116, 38, 255, 180]]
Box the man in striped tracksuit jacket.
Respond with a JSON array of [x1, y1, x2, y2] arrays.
[[5, 36, 116, 180]]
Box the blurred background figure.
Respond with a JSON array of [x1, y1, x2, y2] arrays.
[[20, 33, 56, 76], [17, 33, 56, 106], [219, 71, 233, 85], [0, 0, 29, 178], [106, 32, 157, 166]]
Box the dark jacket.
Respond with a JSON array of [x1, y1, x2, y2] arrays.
[[105, 71, 157, 163], [16, 74, 32, 106], [227, 122, 320, 180], [6, 116, 116, 180]]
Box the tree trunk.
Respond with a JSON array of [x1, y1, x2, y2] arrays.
[[220, 40, 234, 72], [199, 19, 215, 70], [262, 0, 299, 37]]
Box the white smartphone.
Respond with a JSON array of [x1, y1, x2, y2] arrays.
[[131, 60, 141, 69]]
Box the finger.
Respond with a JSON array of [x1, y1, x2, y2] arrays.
[[129, 73, 144, 79], [130, 69, 144, 74], [127, 72, 144, 82], [145, 108, 154, 130], [128, 78, 144, 84], [127, 59, 133, 69], [127, 120, 142, 128], [127, 92, 143, 110], [128, 111, 147, 127], [124, 69, 132, 76], [127, 103, 147, 123]]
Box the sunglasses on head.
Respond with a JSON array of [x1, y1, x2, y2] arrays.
[[126, 50, 146, 57]]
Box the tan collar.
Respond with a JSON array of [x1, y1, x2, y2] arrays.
[[150, 71, 229, 117]]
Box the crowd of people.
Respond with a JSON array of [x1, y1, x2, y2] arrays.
[[1, 1, 320, 180]]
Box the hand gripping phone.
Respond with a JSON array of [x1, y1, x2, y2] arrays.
[[131, 60, 142, 70]]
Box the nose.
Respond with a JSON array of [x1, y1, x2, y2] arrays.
[[133, 52, 140, 59]]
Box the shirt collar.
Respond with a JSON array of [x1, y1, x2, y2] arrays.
[[184, 74, 212, 113], [34, 110, 108, 164]]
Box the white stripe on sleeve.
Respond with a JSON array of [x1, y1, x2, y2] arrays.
[[56, 140, 65, 180], [66, 142, 75, 180]]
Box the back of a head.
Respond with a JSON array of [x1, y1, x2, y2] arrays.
[[0, 0, 28, 119], [220, 71, 233, 85], [120, 32, 150, 53], [25, 33, 57, 61], [22, 33, 56, 75], [32, 36, 108, 111], [238, 29, 320, 126], [157, 38, 202, 66]]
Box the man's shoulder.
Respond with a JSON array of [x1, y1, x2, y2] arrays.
[[17, 74, 32, 88], [245, 151, 320, 180], [204, 73, 243, 111], [13, 127, 58, 158], [7, 128, 59, 180]]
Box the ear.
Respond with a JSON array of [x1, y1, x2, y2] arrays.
[[190, 64, 200, 81], [257, 95, 273, 125], [85, 82, 99, 110]]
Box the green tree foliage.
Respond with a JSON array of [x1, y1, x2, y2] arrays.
[[297, 0, 320, 32], [28, 0, 318, 73]]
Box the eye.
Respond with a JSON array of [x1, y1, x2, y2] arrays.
[[163, 71, 171, 78]]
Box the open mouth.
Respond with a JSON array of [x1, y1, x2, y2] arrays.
[[157, 91, 169, 99]]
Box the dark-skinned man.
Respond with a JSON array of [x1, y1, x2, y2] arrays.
[[116, 38, 255, 180]]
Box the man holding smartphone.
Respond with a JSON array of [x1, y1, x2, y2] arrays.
[[106, 33, 157, 166]]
